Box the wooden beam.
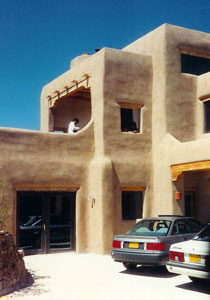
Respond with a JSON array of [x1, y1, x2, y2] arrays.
[[49, 86, 91, 108], [120, 186, 145, 191], [14, 184, 80, 191], [118, 102, 143, 109], [171, 160, 210, 181]]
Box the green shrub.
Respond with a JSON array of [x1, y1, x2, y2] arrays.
[[0, 180, 12, 231]]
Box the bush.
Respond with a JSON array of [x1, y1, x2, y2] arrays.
[[0, 180, 12, 231]]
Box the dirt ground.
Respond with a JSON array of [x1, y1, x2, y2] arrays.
[[3, 252, 210, 300]]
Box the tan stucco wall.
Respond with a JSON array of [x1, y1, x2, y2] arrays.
[[124, 24, 210, 221], [0, 126, 94, 252], [41, 47, 154, 252], [0, 47, 153, 254]]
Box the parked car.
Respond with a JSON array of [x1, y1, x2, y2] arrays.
[[166, 223, 210, 283], [111, 216, 203, 269]]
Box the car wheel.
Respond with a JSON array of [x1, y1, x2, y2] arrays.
[[123, 262, 137, 270], [189, 276, 209, 285]]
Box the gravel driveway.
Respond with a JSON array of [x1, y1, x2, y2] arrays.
[[3, 252, 210, 300]]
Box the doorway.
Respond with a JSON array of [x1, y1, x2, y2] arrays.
[[184, 191, 195, 217], [17, 191, 75, 255]]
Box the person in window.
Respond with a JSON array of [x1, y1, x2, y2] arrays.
[[131, 122, 139, 133], [68, 118, 80, 134]]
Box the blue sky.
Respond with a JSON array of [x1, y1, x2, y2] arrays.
[[1, 0, 210, 130]]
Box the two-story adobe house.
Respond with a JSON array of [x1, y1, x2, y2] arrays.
[[1, 24, 210, 255]]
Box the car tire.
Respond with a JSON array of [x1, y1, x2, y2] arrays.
[[123, 262, 137, 270], [189, 276, 209, 285]]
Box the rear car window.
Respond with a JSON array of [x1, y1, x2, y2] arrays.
[[172, 219, 203, 235], [186, 219, 203, 233], [193, 224, 210, 242], [127, 219, 172, 236]]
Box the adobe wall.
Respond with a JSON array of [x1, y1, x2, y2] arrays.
[[0, 126, 95, 252], [124, 24, 210, 219], [40, 48, 154, 252], [102, 48, 153, 234], [123, 25, 175, 215]]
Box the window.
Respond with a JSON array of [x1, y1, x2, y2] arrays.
[[118, 102, 142, 133], [121, 191, 143, 220], [172, 220, 190, 235], [181, 53, 210, 75], [172, 219, 203, 235], [127, 219, 172, 236], [121, 108, 140, 133], [204, 100, 210, 132], [193, 224, 210, 242]]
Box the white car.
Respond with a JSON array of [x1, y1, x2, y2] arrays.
[[166, 223, 210, 283]]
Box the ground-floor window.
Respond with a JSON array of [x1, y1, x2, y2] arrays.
[[121, 191, 143, 220]]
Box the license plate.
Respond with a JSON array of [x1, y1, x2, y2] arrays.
[[189, 254, 200, 263], [128, 242, 139, 248]]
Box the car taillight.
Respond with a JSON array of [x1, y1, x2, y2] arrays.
[[112, 240, 122, 248], [146, 242, 165, 251], [169, 251, 184, 262]]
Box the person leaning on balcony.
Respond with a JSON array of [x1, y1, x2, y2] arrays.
[[68, 118, 80, 133]]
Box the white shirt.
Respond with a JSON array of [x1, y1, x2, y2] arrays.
[[68, 121, 80, 133]]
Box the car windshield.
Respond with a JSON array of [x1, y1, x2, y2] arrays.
[[127, 219, 172, 236], [193, 224, 210, 242]]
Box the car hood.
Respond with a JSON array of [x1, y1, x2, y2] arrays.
[[170, 239, 210, 255]]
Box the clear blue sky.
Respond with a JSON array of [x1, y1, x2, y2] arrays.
[[1, 0, 210, 130]]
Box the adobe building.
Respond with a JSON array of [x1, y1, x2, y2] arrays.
[[1, 23, 210, 255]]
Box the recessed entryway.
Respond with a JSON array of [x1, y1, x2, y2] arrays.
[[17, 191, 75, 255]]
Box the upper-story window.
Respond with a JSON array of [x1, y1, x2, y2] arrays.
[[119, 102, 142, 133], [181, 53, 210, 75], [204, 100, 210, 133]]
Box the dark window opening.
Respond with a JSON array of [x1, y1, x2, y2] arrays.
[[181, 53, 210, 75], [122, 191, 143, 220], [17, 191, 75, 255], [204, 101, 210, 133], [121, 108, 140, 133]]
